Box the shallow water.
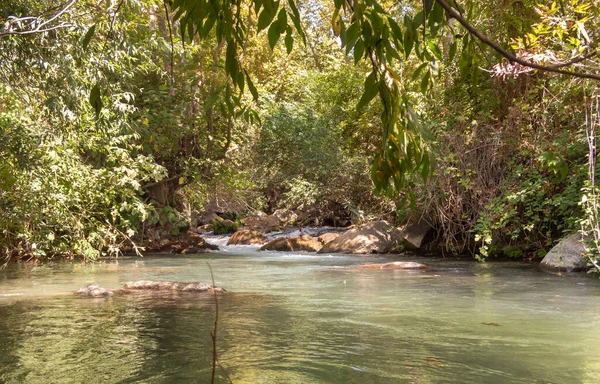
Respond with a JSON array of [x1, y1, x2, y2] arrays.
[[1, 245, 600, 383]]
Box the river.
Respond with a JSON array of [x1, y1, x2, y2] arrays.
[[1, 236, 600, 383]]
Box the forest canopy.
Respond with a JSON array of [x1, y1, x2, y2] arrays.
[[1, 0, 599, 264]]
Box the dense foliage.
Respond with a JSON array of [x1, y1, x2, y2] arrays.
[[1, 0, 599, 266]]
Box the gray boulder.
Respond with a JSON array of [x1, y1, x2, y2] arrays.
[[540, 234, 589, 272], [317, 221, 397, 254]]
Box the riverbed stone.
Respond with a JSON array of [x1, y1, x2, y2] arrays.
[[259, 235, 322, 252], [228, 229, 268, 245], [317, 221, 396, 254], [540, 234, 589, 272], [354, 261, 430, 270], [75, 283, 113, 297], [122, 280, 225, 293]]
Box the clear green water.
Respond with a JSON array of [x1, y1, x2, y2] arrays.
[[1, 249, 600, 383]]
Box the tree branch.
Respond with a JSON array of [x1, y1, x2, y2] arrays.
[[435, 0, 600, 81], [0, 0, 76, 37]]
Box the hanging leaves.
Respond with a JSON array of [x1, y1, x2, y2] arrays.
[[81, 24, 96, 51], [89, 84, 102, 116]]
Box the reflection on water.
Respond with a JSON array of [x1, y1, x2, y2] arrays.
[[1, 252, 600, 383]]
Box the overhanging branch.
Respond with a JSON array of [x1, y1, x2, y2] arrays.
[[0, 0, 76, 37], [435, 0, 600, 81]]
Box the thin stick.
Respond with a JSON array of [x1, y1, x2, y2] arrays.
[[162, 0, 175, 81], [206, 262, 218, 384]]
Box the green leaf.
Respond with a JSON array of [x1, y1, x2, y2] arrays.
[[430, 2, 444, 24], [89, 84, 102, 116], [420, 70, 430, 93], [332, 7, 342, 36], [357, 71, 379, 110], [387, 17, 403, 46], [245, 70, 259, 101], [424, 0, 434, 15], [412, 62, 428, 80], [204, 86, 225, 111], [428, 42, 443, 61], [403, 16, 415, 56], [225, 40, 238, 80], [285, 30, 294, 53], [344, 22, 361, 52], [448, 40, 457, 61], [81, 24, 96, 51], [268, 19, 282, 48], [287, 0, 306, 44], [258, 5, 276, 32], [413, 11, 424, 28], [354, 38, 365, 64]]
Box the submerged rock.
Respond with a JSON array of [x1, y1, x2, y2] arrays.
[[317, 221, 397, 254], [76, 280, 226, 297], [75, 283, 113, 297], [541, 234, 589, 272], [227, 229, 268, 245], [259, 235, 322, 252], [354, 261, 430, 270], [122, 280, 226, 293]]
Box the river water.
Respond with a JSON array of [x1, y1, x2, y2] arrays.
[[1, 237, 600, 383]]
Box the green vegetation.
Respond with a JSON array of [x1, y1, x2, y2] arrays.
[[1, 0, 599, 267]]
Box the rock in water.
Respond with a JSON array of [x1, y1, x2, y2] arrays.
[[541, 234, 589, 272], [317, 232, 341, 244], [227, 229, 268, 245], [317, 221, 396, 254], [354, 262, 430, 270], [122, 280, 226, 293], [75, 283, 113, 297], [259, 235, 322, 252]]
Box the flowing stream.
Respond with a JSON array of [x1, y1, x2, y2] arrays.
[[1, 234, 600, 383]]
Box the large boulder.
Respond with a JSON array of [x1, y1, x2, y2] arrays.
[[243, 211, 280, 233], [273, 209, 298, 226], [541, 234, 589, 272], [317, 232, 341, 244], [317, 221, 397, 254], [228, 229, 268, 245], [259, 235, 322, 252], [128, 230, 218, 254], [212, 217, 238, 235], [196, 210, 220, 226], [354, 261, 430, 270], [398, 221, 434, 250]]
